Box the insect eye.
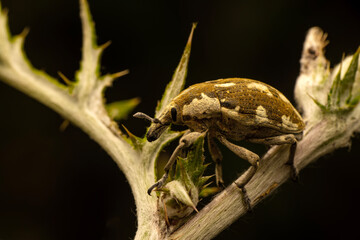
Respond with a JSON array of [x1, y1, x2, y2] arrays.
[[171, 107, 177, 122]]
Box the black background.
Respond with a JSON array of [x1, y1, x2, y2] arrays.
[[0, 0, 360, 239]]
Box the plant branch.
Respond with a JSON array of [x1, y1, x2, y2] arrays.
[[0, 2, 159, 238]]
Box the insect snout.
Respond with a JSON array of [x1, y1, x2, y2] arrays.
[[133, 112, 170, 142]]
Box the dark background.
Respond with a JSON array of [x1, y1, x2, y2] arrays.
[[0, 0, 360, 239]]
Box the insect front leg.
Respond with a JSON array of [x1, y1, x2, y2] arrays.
[[207, 132, 224, 186], [249, 134, 299, 181], [216, 134, 260, 211], [147, 131, 205, 195]]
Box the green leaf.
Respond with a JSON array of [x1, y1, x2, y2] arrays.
[[308, 93, 328, 112], [199, 187, 221, 198], [198, 175, 213, 188], [155, 23, 197, 117], [341, 47, 360, 105], [106, 97, 140, 120], [325, 47, 360, 111], [165, 180, 197, 211], [171, 134, 205, 185], [345, 47, 360, 105], [184, 134, 206, 186], [328, 59, 343, 108], [121, 124, 145, 149], [144, 24, 197, 182], [169, 133, 214, 194], [348, 92, 360, 107]]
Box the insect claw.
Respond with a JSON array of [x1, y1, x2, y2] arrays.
[[147, 182, 159, 195], [147, 189, 152, 196], [289, 165, 299, 182], [238, 186, 252, 212], [286, 141, 299, 182], [243, 195, 252, 212]]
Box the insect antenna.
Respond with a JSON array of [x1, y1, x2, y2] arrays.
[[133, 112, 163, 125]]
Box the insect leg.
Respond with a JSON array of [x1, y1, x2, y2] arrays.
[[207, 134, 224, 186], [147, 141, 184, 195], [249, 134, 298, 181], [248, 134, 296, 145], [217, 135, 259, 166], [147, 131, 205, 195], [288, 141, 298, 181], [216, 134, 260, 211]]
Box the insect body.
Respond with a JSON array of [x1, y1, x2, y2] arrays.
[[135, 78, 305, 209]]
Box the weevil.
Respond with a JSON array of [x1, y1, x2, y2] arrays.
[[134, 78, 305, 209]]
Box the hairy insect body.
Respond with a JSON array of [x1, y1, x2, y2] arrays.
[[135, 78, 304, 211]]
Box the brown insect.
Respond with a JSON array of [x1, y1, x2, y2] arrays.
[[135, 78, 304, 209]]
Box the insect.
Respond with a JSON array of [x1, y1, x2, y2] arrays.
[[134, 78, 305, 209]]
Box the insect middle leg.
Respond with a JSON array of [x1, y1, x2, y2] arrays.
[[207, 132, 224, 186], [216, 134, 260, 211]]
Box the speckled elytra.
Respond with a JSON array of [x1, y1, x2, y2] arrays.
[[134, 78, 305, 209]]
